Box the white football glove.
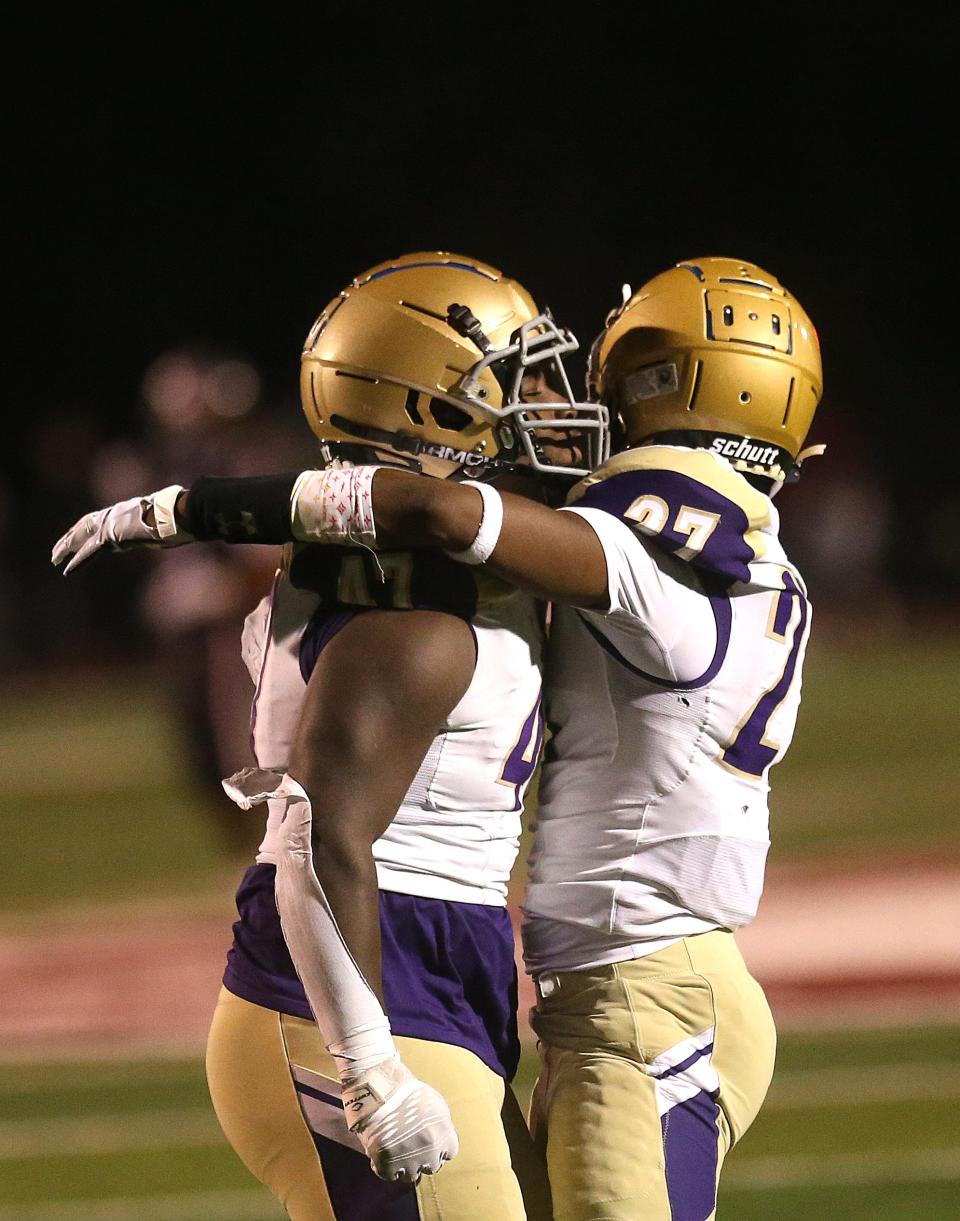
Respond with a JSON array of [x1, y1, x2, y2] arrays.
[[51, 485, 190, 574], [341, 1055, 459, 1185]]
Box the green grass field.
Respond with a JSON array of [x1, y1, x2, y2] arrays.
[[1, 1026, 958, 1219], [2, 636, 958, 1217]]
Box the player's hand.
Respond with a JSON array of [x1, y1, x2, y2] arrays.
[[51, 486, 190, 574], [341, 1055, 459, 1185]]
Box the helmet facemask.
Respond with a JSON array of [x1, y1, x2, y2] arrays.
[[449, 306, 610, 477]]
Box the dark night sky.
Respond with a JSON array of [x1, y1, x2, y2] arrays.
[[12, 10, 957, 589]]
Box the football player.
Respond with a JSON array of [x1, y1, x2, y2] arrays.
[[55, 255, 823, 1220], [53, 252, 608, 1220]]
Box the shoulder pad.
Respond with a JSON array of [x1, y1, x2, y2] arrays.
[[566, 446, 775, 586]]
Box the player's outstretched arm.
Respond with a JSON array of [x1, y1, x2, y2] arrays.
[[189, 465, 611, 606], [52, 466, 610, 607], [50, 485, 193, 572], [366, 469, 609, 607]]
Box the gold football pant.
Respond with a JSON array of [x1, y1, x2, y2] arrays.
[[205, 987, 551, 1220], [529, 930, 776, 1221]]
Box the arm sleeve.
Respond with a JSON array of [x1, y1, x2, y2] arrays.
[[223, 769, 395, 1078], [183, 473, 301, 542]]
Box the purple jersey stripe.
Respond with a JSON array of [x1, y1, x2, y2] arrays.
[[299, 607, 366, 683], [311, 1130, 420, 1219], [661, 1088, 721, 1220], [650, 1042, 716, 1083], [578, 592, 732, 691], [296, 1081, 343, 1109], [772, 576, 794, 636], [577, 468, 756, 587]]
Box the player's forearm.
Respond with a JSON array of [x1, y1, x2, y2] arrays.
[[305, 830, 383, 1001], [172, 466, 609, 606], [252, 776, 395, 1077], [369, 469, 609, 607], [369, 469, 481, 550]]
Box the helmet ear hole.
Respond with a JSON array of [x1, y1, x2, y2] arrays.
[[429, 398, 472, 432], [403, 388, 425, 426]]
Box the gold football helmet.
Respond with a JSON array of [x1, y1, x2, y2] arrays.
[[301, 252, 609, 479], [588, 257, 823, 482]]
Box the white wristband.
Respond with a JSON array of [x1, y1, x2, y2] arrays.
[[445, 482, 504, 566]]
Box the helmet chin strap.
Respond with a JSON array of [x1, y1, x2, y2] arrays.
[[446, 303, 494, 355], [329, 413, 424, 456], [319, 440, 424, 474], [781, 443, 827, 489], [446, 302, 515, 399], [796, 443, 827, 465], [327, 414, 533, 479]]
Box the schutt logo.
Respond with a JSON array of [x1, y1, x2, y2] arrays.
[[710, 437, 781, 468]]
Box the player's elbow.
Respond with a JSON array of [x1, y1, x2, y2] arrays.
[[373, 471, 472, 551]]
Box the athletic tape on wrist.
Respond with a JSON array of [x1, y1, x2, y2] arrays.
[[445, 482, 504, 565], [292, 467, 378, 548]]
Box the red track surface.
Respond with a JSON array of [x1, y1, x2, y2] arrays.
[[3, 860, 958, 1061]]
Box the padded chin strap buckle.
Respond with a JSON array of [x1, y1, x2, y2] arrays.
[[788, 443, 827, 482], [796, 443, 827, 464]]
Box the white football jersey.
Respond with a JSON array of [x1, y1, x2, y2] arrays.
[[242, 552, 544, 907], [522, 446, 812, 975]]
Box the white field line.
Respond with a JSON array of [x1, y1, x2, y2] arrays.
[[1, 1151, 958, 1219], [3, 1061, 960, 1162], [0, 1108, 221, 1159], [726, 1146, 960, 1190], [0, 1189, 285, 1220]]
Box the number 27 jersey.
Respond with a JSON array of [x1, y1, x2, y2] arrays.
[[523, 446, 812, 975]]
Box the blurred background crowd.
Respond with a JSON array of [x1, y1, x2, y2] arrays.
[[7, 16, 956, 762], [3, 306, 954, 841]]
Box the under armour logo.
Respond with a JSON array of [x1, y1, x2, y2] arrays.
[[214, 510, 259, 539]]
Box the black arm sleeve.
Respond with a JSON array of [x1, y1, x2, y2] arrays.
[[182, 473, 302, 543]]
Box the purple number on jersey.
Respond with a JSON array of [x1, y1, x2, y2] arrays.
[[499, 694, 545, 810], [721, 572, 808, 779]]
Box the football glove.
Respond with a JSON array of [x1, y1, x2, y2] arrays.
[[342, 1055, 459, 1185], [51, 486, 190, 574]]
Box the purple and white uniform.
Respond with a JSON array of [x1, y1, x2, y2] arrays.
[[523, 445, 807, 1221], [524, 444, 812, 976], [224, 541, 544, 1080]]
